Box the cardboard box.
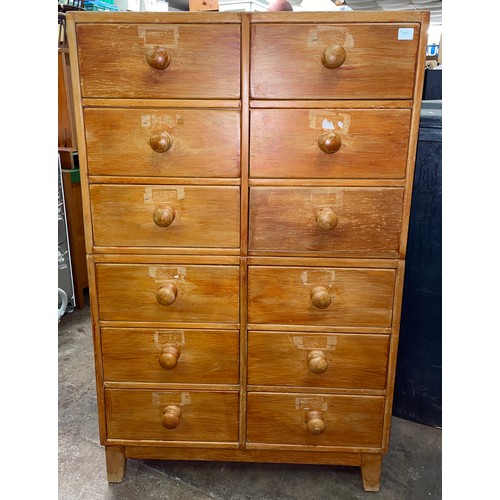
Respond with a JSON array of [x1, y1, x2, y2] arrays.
[[189, 0, 219, 11]]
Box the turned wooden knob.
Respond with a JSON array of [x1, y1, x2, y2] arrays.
[[318, 131, 342, 154], [321, 45, 346, 69], [156, 284, 178, 306], [146, 45, 171, 70], [153, 205, 176, 228], [306, 410, 325, 435], [159, 345, 181, 370], [310, 286, 331, 309], [149, 131, 173, 153], [161, 405, 181, 429], [316, 208, 338, 230], [308, 350, 328, 374]]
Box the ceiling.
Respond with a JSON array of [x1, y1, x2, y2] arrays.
[[167, 0, 442, 25]]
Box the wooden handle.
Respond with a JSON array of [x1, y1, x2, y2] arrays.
[[306, 410, 325, 435], [153, 205, 176, 228], [149, 131, 173, 153], [316, 208, 338, 230], [146, 45, 171, 70], [318, 131, 342, 154], [156, 284, 178, 306], [310, 286, 332, 309], [161, 405, 181, 429], [308, 350, 328, 374], [321, 45, 346, 69], [159, 345, 181, 370]]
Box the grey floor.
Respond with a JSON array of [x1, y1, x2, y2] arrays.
[[58, 296, 442, 500]]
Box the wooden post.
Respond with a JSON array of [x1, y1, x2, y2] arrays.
[[105, 446, 126, 483], [361, 453, 383, 492]]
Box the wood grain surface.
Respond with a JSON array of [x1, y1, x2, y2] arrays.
[[90, 185, 240, 249], [247, 331, 389, 390], [96, 263, 240, 323], [101, 328, 239, 384], [246, 392, 384, 447], [250, 109, 411, 179], [249, 187, 403, 256], [77, 23, 241, 98], [84, 108, 240, 177], [248, 266, 395, 327], [105, 389, 239, 441], [251, 23, 420, 99]]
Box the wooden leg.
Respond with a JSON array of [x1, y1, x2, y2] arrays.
[[361, 453, 382, 492], [105, 446, 126, 483]]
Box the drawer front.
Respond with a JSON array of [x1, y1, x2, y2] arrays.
[[249, 187, 403, 257], [250, 109, 411, 179], [248, 266, 395, 328], [102, 328, 239, 384], [91, 185, 240, 249], [247, 392, 384, 448], [106, 389, 239, 442], [77, 24, 241, 98], [251, 23, 419, 99], [248, 332, 389, 390], [84, 108, 240, 178], [96, 264, 240, 323]]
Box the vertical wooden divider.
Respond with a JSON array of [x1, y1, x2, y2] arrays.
[[399, 11, 430, 259], [66, 17, 94, 255], [67, 14, 109, 447], [382, 260, 406, 453], [239, 13, 250, 450]]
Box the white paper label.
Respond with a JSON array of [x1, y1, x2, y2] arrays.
[[398, 28, 414, 40]]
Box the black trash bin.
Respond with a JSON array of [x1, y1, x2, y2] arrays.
[[393, 101, 442, 428]]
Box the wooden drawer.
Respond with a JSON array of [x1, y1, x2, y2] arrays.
[[96, 264, 240, 323], [249, 187, 403, 257], [102, 328, 239, 384], [105, 389, 239, 442], [84, 108, 240, 178], [247, 392, 384, 448], [248, 332, 389, 390], [91, 185, 240, 249], [248, 266, 395, 328], [251, 23, 419, 99], [76, 24, 240, 98], [250, 109, 411, 179]]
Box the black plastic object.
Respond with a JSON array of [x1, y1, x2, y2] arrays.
[[393, 101, 442, 428], [423, 68, 442, 100]]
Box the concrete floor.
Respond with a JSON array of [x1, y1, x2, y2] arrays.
[[58, 297, 442, 499]]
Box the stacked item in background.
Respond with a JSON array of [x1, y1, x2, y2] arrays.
[[84, 0, 118, 11]]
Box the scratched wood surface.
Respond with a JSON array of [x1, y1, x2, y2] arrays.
[[105, 389, 239, 441], [101, 328, 239, 384], [90, 184, 240, 249], [96, 263, 240, 323], [247, 331, 389, 390], [246, 392, 385, 448], [77, 23, 241, 98], [249, 187, 403, 257], [251, 23, 420, 99], [248, 266, 395, 328], [250, 108, 411, 179], [84, 108, 240, 177]]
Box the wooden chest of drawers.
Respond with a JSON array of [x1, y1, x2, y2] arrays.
[[67, 10, 429, 492]]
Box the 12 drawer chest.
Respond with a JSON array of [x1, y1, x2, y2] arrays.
[[67, 10, 429, 492]]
